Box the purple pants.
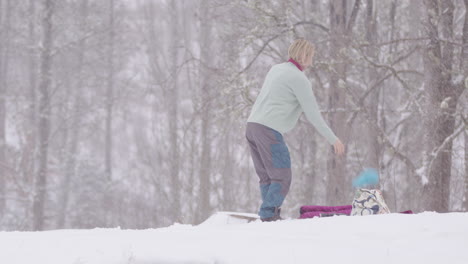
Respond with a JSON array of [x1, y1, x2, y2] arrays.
[[246, 122, 292, 219]]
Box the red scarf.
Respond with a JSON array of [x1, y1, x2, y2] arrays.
[[288, 58, 303, 71]]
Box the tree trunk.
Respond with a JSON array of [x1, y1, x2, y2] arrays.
[[365, 0, 381, 172], [25, 0, 37, 185], [57, 0, 88, 229], [422, 0, 461, 212], [461, 0, 468, 212], [302, 128, 317, 203], [222, 125, 234, 211], [168, 0, 181, 223], [326, 0, 349, 205], [181, 2, 197, 222], [0, 0, 11, 217], [464, 130, 468, 211], [105, 0, 115, 181], [32, 0, 53, 231], [196, 0, 213, 223]]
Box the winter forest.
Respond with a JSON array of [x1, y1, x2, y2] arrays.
[[0, 0, 466, 231]]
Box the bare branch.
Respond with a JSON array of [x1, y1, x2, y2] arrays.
[[427, 117, 467, 176], [294, 20, 329, 33], [359, 37, 429, 48], [347, 0, 362, 33], [235, 33, 284, 78], [343, 79, 418, 173]]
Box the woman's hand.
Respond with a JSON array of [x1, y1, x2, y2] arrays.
[[333, 139, 345, 156]]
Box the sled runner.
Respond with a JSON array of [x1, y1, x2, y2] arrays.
[[199, 212, 260, 226]]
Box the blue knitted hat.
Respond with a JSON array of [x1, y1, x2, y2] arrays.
[[352, 168, 379, 188]]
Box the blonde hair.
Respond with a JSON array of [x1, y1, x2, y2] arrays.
[[288, 39, 315, 65]]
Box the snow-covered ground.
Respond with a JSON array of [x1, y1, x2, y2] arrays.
[[1, 212, 467, 264]]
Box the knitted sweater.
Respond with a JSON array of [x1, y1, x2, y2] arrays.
[[247, 61, 338, 145]]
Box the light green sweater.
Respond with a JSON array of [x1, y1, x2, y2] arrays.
[[247, 62, 338, 145]]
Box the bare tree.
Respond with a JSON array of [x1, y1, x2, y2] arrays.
[[326, 0, 361, 205], [364, 0, 381, 171], [168, 0, 182, 223], [461, 0, 468, 212], [57, 0, 89, 229], [196, 0, 214, 224], [465, 128, 468, 211], [24, 0, 38, 186], [32, 0, 54, 231], [0, 0, 12, 217], [422, 0, 466, 212], [105, 0, 115, 181]]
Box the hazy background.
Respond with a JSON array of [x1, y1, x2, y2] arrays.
[[0, 0, 467, 231]]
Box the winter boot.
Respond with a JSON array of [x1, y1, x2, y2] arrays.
[[261, 207, 283, 222]]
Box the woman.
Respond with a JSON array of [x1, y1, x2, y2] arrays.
[[246, 39, 345, 222]]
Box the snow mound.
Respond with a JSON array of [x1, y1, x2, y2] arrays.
[[0, 212, 467, 264]]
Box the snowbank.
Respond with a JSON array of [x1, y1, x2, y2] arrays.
[[0, 212, 467, 264]]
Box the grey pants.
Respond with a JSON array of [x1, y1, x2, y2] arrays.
[[245, 122, 292, 219]]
